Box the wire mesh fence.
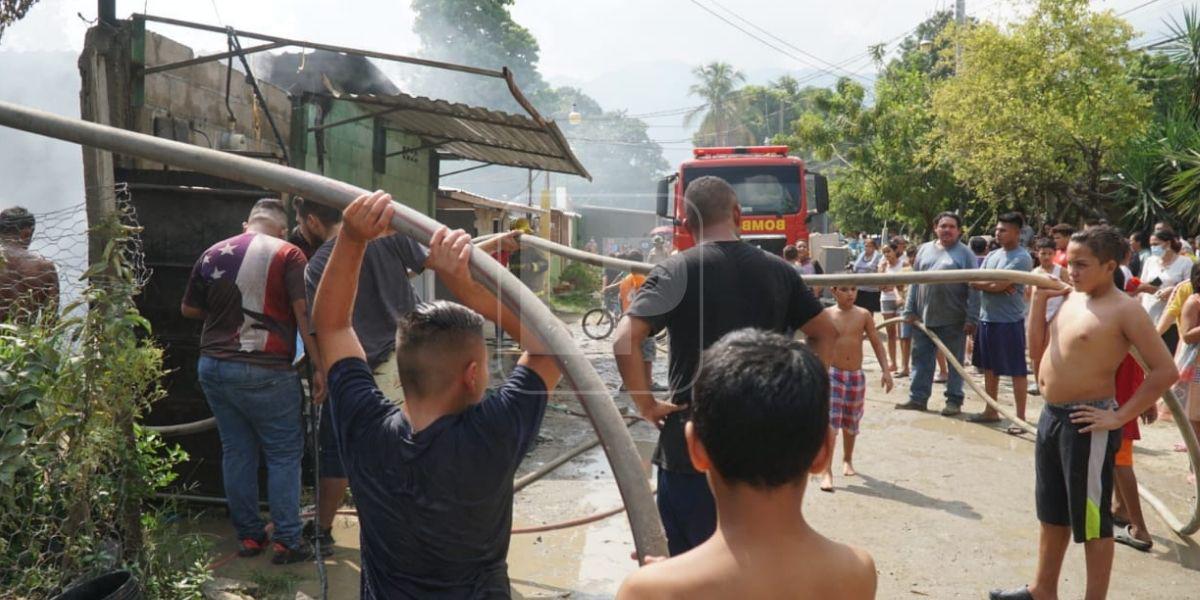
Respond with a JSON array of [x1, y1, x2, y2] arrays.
[[2, 183, 150, 323]]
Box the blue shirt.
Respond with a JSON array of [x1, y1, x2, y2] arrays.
[[980, 246, 1034, 323], [903, 240, 981, 328], [327, 358, 547, 599]]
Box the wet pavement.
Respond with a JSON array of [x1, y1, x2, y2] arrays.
[[197, 315, 1200, 599]]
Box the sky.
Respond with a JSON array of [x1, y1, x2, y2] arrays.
[[0, 0, 1192, 212]]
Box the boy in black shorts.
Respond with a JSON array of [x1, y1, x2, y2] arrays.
[[312, 191, 562, 598], [992, 227, 1175, 600]]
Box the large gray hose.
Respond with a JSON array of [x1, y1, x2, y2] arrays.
[[0, 100, 666, 559]]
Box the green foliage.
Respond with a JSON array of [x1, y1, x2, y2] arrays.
[[411, 0, 546, 111], [556, 260, 601, 293], [782, 11, 966, 236], [932, 0, 1149, 219], [0, 219, 208, 598]]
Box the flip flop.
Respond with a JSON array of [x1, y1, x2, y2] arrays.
[[1005, 425, 1027, 436], [1114, 524, 1153, 552], [988, 586, 1033, 600], [1175, 442, 1188, 453], [966, 413, 1003, 424], [933, 375, 949, 383]]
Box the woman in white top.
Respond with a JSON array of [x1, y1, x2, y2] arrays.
[[878, 242, 905, 373], [1139, 230, 1192, 353], [851, 237, 883, 312]]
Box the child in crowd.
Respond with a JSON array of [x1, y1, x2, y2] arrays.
[[617, 329, 876, 600], [993, 227, 1175, 600], [819, 286, 893, 492], [312, 192, 563, 598], [616, 251, 659, 390], [1026, 237, 1067, 396], [896, 246, 918, 378]]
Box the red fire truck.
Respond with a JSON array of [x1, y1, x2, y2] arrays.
[[655, 145, 828, 255]]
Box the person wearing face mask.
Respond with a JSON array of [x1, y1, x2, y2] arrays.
[[1138, 230, 1191, 354]]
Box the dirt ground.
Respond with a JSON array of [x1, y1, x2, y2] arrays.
[[198, 316, 1200, 599]]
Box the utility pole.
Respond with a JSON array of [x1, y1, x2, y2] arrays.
[[956, 0, 966, 74]]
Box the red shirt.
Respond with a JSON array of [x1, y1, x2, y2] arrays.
[[1053, 248, 1069, 269]]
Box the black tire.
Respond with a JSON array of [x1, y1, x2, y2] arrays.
[[52, 570, 140, 600], [581, 308, 615, 340]]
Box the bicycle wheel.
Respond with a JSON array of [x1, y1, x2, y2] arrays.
[[581, 308, 615, 340]]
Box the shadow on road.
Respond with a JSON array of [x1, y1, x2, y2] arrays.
[[839, 473, 983, 521]]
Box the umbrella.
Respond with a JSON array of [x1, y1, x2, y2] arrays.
[[649, 225, 673, 236]]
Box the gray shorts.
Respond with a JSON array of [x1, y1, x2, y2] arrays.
[[641, 338, 656, 362], [881, 298, 899, 315]]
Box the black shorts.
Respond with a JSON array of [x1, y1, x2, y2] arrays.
[[854, 289, 881, 313], [1035, 399, 1121, 543]]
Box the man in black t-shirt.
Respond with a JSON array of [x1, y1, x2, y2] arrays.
[[614, 176, 836, 556], [312, 191, 562, 598]]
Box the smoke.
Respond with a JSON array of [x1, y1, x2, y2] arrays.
[[253, 50, 401, 97], [0, 49, 89, 305]]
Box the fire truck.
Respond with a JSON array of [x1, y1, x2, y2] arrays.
[[655, 146, 829, 255]]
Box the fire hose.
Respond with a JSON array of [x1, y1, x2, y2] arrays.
[[0, 100, 666, 560], [6, 97, 1194, 546]]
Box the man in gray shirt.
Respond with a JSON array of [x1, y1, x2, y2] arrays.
[[896, 212, 981, 416], [968, 213, 1034, 427]]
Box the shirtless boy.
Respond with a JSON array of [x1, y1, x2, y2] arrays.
[[993, 227, 1175, 600], [820, 286, 893, 492], [617, 328, 876, 600]]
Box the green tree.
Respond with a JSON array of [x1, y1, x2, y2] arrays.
[[931, 0, 1148, 221], [781, 11, 968, 236], [686, 62, 754, 146]]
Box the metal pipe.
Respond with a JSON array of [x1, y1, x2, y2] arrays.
[[513, 235, 1067, 289], [137, 14, 507, 80], [0, 100, 666, 560]]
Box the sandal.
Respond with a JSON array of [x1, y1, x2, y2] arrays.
[[988, 586, 1033, 600], [1114, 524, 1153, 552], [1005, 425, 1027, 436]]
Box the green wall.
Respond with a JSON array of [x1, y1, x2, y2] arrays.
[[291, 98, 435, 216]]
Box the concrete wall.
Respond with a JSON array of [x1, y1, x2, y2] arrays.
[[127, 28, 292, 170]]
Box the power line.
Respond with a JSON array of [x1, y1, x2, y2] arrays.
[[687, 0, 874, 85], [703, 0, 871, 82], [1118, 0, 1170, 17]]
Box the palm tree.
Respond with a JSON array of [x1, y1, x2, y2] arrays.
[[685, 62, 752, 146]]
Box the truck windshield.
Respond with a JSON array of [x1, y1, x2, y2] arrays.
[[682, 164, 801, 215]]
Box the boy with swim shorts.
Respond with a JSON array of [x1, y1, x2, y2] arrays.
[[617, 329, 876, 599], [820, 286, 893, 492], [992, 227, 1175, 600]]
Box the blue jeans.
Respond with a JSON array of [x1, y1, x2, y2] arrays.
[[198, 356, 303, 546], [908, 323, 967, 409]]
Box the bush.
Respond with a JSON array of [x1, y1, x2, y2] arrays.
[[0, 217, 208, 598], [556, 261, 602, 294]]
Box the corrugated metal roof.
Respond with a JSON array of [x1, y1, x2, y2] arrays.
[[331, 91, 591, 180], [438, 187, 548, 214]]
